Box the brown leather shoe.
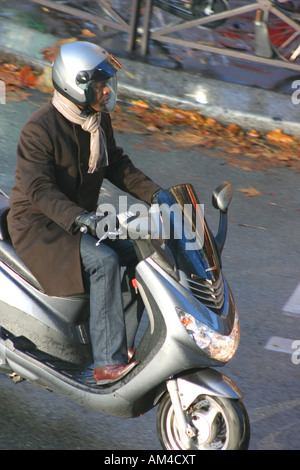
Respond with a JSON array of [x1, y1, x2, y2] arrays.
[[94, 360, 139, 385], [128, 346, 136, 361]]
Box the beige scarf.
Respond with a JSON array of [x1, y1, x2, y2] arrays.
[[52, 90, 108, 173]]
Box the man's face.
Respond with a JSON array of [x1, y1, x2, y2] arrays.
[[90, 81, 111, 112]]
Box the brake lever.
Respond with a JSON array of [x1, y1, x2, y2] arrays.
[[95, 231, 120, 246]]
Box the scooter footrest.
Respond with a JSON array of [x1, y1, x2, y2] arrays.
[[1, 328, 101, 389], [5, 335, 36, 352]]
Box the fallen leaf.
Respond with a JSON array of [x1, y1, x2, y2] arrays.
[[19, 66, 37, 86], [125, 71, 136, 79], [227, 146, 242, 154], [36, 66, 53, 93], [130, 100, 149, 108], [81, 28, 96, 37], [205, 117, 217, 128], [38, 46, 60, 62], [238, 186, 263, 197], [146, 125, 160, 132], [247, 129, 261, 138], [2, 63, 19, 72], [238, 224, 267, 230], [226, 123, 241, 135], [266, 129, 296, 145]]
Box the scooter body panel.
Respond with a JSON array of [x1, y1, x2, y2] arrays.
[[0, 257, 89, 333], [177, 369, 243, 407], [0, 258, 93, 364], [0, 183, 246, 433], [0, 254, 236, 419]]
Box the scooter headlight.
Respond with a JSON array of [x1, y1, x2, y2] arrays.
[[176, 308, 240, 362]]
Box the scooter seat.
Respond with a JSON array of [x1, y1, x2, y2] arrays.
[[0, 192, 45, 291], [0, 191, 9, 241], [0, 239, 45, 292], [0, 192, 88, 299]]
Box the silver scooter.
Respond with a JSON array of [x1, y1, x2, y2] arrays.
[[0, 182, 250, 450]]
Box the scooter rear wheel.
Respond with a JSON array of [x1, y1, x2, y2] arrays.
[[156, 393, 250, 450]]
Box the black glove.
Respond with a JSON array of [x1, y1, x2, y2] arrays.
[[74, 212, 102, 237], [74, 212, 119, 239], [151, 189, 163, 204], [96, 213, 119, 240]]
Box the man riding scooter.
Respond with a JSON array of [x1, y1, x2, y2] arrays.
[[7, 41, 161, 385]]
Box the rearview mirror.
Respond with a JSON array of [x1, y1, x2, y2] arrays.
[[212, 182, 232, 212]]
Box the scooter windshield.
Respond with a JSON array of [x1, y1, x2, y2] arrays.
[[153, 184, 221, 283]]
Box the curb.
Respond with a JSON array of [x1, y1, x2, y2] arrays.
[[117, 82, 300, 135], [0, 45, 49, 72], [1, 46, 299, 136]]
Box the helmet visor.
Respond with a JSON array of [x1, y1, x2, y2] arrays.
[[76, 54, 121, 110], [89, 74, 118, 113]]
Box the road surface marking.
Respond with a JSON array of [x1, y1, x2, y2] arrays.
[[283, 282, 300, 315], [265, 336, 296, 355]]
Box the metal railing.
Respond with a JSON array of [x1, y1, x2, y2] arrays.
[[31, 0, 142, 51], [31, 0, 300, 71]]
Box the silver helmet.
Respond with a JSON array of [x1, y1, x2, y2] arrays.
[[52, 41, 121, 111]]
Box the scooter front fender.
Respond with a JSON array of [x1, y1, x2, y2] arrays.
[[176, 368, 243, 410]]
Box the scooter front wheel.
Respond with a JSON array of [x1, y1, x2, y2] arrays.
[[156, 393, 250, 450]]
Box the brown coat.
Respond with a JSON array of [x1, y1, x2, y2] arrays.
[[7, 101, 161, 297]]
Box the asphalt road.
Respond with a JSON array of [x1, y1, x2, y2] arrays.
[[0, 90, 300, 450]]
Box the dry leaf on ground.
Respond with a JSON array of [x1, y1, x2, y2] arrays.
[[1, 52, 300, 173], [266, 129, 297, 145], [81, 28, 96, 38], [237, 187, 263, 197], [38, 46, 60, 63]]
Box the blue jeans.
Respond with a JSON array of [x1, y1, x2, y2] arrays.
[[80, 234, 143, 367]]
